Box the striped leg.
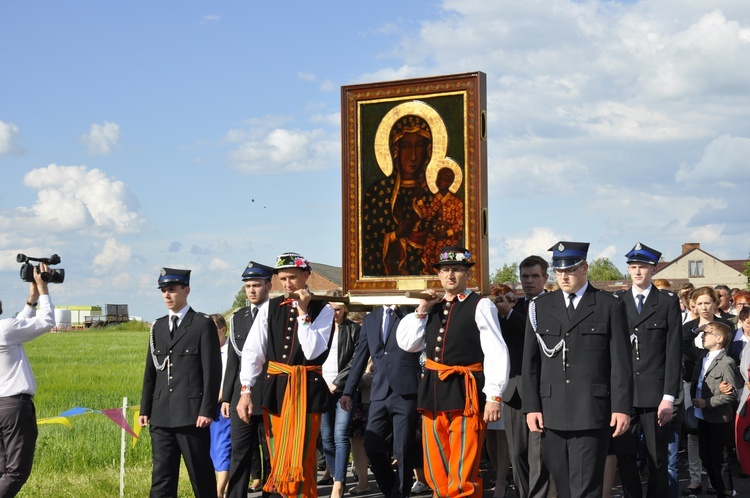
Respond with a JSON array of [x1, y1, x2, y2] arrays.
[[264, 410, 321, 498]]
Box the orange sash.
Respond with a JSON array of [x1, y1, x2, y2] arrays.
[[262, 361, 321, 496], [424, 359, 483, 427]]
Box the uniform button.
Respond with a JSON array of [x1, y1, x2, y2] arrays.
[[287, 327, 293, 331], [439, 328, 445, 333], [169, 388, 173, 392], [421, 373, 425, 378], [565, 380, 570, 384], [267, 374, 271, 378], [590, 328, 595, 331], [286, 335, 291, 340], [635, 327, 639, 332], [565, 333, 570, 336], [435, 347, 441, 352], [289, 317, 294, 322], [443, 310, 449, 315], [565, 364, 569, 368], [437, 336, 442, 342], [384, 351, 388, 355], [284, 345, 288, 349], [434, 356, 439, 361], [282, 354, 287, 359], [636, 372, 640, 375], [169, 349, 173, 353], [169, 376, 173, 380]]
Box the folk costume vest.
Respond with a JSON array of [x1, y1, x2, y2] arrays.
[[420, 292, 486, 413], [261, 295, 334, 414]]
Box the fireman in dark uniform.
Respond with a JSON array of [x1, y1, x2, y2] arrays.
[[139, 268, 222, 498], [221, 261, 274, 498], [522, 242, 633, 498]]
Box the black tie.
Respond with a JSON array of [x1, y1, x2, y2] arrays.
[[567, 293, 576, 320], [170, 315, 178, 338], [250, 306, 259, 325], [522, 298, 530, 315], [636, 294, 644, 315]]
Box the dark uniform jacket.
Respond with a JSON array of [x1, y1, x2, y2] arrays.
[[500, 298, 529, 409], [342, 306, 420, 401], [522, 283, 633, 431], [261, 296, 334, 414], [141, 308, 222, 427], [222, 305, 265, 415], [420, 292, 486, 413], [615, 287, 683, 407]]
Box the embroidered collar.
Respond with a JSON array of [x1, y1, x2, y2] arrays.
[[442, 289, 472, 302]]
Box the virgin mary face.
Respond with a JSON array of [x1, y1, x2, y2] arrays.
[[396, 132, 430, 180]]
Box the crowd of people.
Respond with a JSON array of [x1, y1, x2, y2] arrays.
[[2, 240, 746, 498]]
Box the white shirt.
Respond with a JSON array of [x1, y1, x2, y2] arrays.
[[562, 281, 589, 309], [630, 284, 652, 304], [240, 300, 335, 388], [396, 291, 510, 399], [322, 326, 340, 384], [0, 295, 55, 396]]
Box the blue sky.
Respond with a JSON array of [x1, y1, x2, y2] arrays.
[[1, 1, 748, 321]]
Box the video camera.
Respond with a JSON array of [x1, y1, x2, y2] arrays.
[[18, 253, 65, 284]]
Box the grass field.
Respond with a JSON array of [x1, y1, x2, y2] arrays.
[[19, 325, 196, 497]]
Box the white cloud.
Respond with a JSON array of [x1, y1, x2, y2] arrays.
[[675, 134, 750, 188], [209, 258, 230, 271], [0, 120, 21, 156], [80, 121, 121, 156], [21, 164, 143, 233], [228, 127, 339, 173], [93, 238, 132, 273]]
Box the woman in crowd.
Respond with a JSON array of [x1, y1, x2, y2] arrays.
[[319, 302, 361, 498]]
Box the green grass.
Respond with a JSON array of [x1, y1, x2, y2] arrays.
[[19, 328, 196, 497]]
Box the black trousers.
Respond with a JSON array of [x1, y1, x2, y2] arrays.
[[503, 403, 550, 498], [613, 406, 669, 498], [0, 395, 37, 498], [364, 390, 419, 498], [698, 419, 733, 496], [149, 424, 217, 498], [226, 411, 270, 498], [542, 427, 609, 498]]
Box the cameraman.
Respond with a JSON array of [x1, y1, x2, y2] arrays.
[[0, 263, 55, 497]]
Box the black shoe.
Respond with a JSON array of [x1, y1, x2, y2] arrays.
[[317, 476, 333, 485], [682, 485, 701, 496]]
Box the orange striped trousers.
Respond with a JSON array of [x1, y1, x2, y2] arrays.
[[422, 410, 487, 498], [263, 410, 321, 498]]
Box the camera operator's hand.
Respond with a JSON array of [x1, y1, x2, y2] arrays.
[[27, 263, 50, 305]]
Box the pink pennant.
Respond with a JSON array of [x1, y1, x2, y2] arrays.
[[101, 408, 139, 439]]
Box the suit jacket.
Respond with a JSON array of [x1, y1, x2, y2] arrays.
[[682, 316, 734, 382], [342, 306, 420, 401], [141, 308, 222, 427], [221, 305, 265, 415], [522, 283, 633, 431], [690, 349, 740, 424], [500, 298, 528, 409], [615, 287, 682, 407]]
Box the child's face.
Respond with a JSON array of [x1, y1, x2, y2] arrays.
[[701, 326, 723, 350]]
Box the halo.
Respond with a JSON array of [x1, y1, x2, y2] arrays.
[[374, 100, 448, 177], [426, 157, 463, 195]]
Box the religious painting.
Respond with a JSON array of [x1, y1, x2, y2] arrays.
[[342, 72, 489, 297]]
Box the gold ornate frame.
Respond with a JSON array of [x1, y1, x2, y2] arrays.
[[342, 72, 488, 297]]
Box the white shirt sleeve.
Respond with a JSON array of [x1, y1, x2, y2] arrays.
[[476, 297, 510, 399], [297, 303, 335, 360], [396, 311, 427, 353], [0, 295, 55, 345], [239, 301, 269, 388]]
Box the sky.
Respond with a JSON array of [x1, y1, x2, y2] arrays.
[[1, 0, 749, 321]]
